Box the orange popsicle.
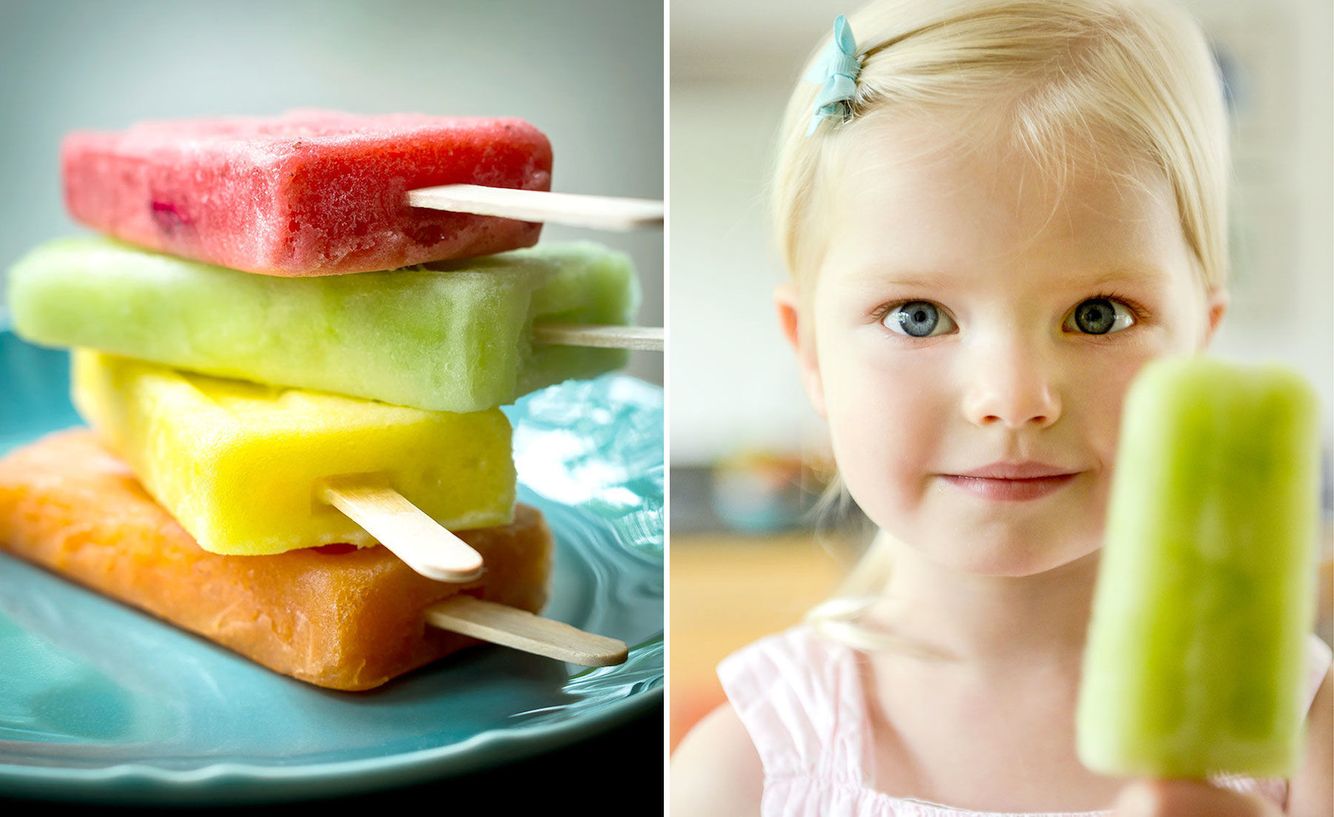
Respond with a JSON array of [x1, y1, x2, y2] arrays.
[[0, 429, 552, 691]]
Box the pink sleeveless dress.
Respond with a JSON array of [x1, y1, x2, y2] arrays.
[[719, 626, 1332, 816]]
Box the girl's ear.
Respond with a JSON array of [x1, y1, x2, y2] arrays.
[[774, 282, 827, 417], [1201, 287, 1229, 350]]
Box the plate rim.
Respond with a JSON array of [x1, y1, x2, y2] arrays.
[[0, 682, 663, 804]]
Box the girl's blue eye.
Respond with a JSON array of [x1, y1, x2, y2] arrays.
[[1065, 297, 1135, 335], [881, 296, 1138, 338], [883, 301, 955, 337]]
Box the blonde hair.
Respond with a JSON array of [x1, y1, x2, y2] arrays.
[[779, 0, 1232, 650], [773, 0, 1230, 291]]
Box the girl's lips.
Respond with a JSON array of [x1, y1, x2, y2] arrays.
[[941, 473, 1078, 501]]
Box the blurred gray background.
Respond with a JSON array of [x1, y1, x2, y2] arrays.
[[0, 0, 663, 385]]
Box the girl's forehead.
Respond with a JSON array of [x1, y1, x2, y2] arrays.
[[818, 115, 1193, 288]]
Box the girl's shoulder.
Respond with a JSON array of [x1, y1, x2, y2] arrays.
[[1285, 636, 1333, 815], [670, 700, 764, 816], [671, 627, 844, 816]]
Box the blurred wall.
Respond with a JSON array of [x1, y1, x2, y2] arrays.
[[0, 0, 663, 385], [670, 0, 1332, 465]]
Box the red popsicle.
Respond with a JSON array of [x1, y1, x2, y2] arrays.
[[62, 110, 552, 276]]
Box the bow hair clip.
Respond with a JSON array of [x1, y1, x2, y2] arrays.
[[804, 15, 862, 136]]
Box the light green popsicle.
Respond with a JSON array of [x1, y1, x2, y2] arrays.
[[1077, 357, 1320, 778], [8, 236, 639, 412]]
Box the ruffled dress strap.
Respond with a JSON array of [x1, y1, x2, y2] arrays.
[[719, 625, 878, 816]]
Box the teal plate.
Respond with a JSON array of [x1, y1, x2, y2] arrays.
[[0, 329, 664, 805]]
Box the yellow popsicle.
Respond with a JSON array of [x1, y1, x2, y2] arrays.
[[72, 350, 515, 555]]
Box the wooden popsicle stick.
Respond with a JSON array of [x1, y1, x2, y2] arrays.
[[407, 184, 663, 231], [317, 475, 484, 584], [533, 323, 664, 352], [426, 596, 629, 667]]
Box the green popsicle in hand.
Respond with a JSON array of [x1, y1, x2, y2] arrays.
[[1077, 356, 1320, 778]]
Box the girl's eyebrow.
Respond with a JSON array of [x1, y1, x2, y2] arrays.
[[850, 266, 1165, 287], [840, 264, 951, 287], [1081, 266, 1168, 288]]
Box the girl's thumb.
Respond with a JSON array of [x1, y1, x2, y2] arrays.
[[1113, 779, 1283, 817]]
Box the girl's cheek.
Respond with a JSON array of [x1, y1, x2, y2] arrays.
[[1068, 345, 1166, 470], [821, 336, 950, 432], [819, 339, 950, 512]]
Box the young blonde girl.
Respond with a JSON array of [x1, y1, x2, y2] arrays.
[[670, 1, 1332, 814]]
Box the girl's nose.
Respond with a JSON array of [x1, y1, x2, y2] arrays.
[[960, 341, 1062, 430]]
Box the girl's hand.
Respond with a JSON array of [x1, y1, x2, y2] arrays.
[[1112, 780, 1285, 817]]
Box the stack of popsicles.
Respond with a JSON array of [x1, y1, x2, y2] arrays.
[[1, 111, 647, 690]]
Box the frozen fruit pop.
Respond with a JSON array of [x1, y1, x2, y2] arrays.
[[0, 430, 551, 691], [11, 237, 638, 413], [72, 350, 516, 558], [62, 110, 551, 276], [1077, 357, 1320, 778]]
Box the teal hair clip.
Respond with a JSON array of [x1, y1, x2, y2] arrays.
[[804, 15, 862, 136]]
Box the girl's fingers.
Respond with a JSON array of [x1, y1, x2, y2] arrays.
[[1112, 780, 1285, 817]]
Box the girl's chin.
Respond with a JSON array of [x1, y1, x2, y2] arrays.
[[891, 528, 1100, 578]]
